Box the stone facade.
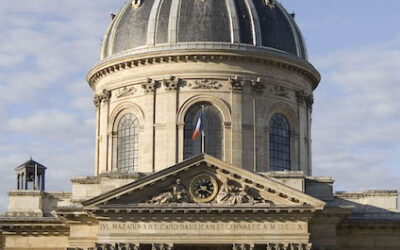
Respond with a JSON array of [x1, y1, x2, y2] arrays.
[[1, 0, 400, 249], [0, 156, 399, 250]]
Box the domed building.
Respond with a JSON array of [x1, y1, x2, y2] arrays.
[[1, 1, 399, 249]]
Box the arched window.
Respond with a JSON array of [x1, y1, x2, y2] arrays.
[[117, 113, 139, 172], [184, 103, 223, 159], [269, 113, 290, 171]]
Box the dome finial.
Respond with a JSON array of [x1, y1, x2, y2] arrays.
[[265, 0, 276, 8], [132, 0, 142, 9]]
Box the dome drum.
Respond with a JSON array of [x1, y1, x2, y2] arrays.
[[91, 57, 315, 175], [89, 0, 320, 176]]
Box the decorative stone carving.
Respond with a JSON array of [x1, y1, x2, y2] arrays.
[[190, 79, 222, 89], [273, 86, 290, 98], [115, 86, 136, 98], [232, 244, 254, 250], [141, 78, 159, 93], [163, 76, 183, 91], [132, 0, 141, 9], [95, 243, 114, 250], [96, 243, 139, 250], [229, 76, 243, 91], [296, 90, 307, 104], [296, 90, 314, 109], [152, 244, 173, 250], [216, 181, 272, 205], [265, 0, 276, 8], [265, 243, 310, 250], [306, 94, 314, 108], [94, 89, 112, 107], [250, 78, 265, 93], [147, 179, 188, 204]]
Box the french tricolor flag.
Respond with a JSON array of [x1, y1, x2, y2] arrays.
[[192, 109, 204, 140]]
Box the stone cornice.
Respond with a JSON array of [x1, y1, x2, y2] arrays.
[[87, 204, 316, 215], [87, 45, 321, 90], [83, 154, 326, 210], [0, 217, 69, 236]]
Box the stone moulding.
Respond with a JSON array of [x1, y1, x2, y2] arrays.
[[189, 79, 222, 89], [87, 48, 321, 90], [0, 217, 69, 236], [107, 76, 308, 98], [82, 155, 325, 210], [87, 205, 316, 215]]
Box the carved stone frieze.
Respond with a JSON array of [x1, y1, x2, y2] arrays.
[[250, 78, 265, 93], [232, 244, 254, 250], [229, 76, 243, 91], [215, 181, 273, 205], [152, 244, 173, 250], [141, 78, 160, 93], [147, 179, 188, 204], [96, 243, 139, 250], [115, 86, 136, 98], [163, 76, 183, 91], [272, 86, 290, 99], [94, 89, 112, 107], [265, 243, 311, 250], [189, 79, 222, 89], [229, 77, 265, 93]]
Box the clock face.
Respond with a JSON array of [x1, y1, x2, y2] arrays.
[[189, 174, 219, 203]]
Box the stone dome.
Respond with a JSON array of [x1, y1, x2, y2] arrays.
[[101, 0, 307, 61]]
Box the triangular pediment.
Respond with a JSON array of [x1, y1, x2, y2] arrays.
[[83, 155, 325, 210]]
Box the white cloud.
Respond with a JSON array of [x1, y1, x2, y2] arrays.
[[6, 110, 94, 143], [0, 0, 399, 214], [312, 39, 400, 192], [0, 0, 125, 213]]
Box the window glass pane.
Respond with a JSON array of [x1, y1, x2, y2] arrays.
[[117, 113, 139, 172], [269, 113, 290, 171], [184, 102, 223, 159]]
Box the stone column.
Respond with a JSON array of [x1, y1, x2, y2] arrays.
[[23, 170, 27, 190], [94, 89, 111, 174], [16, 174, 20, 190], [230, 77, 243, 167], [41, 170, 45, 191], [161, 76, 181, 168]]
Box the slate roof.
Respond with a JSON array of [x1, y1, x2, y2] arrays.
[[15, 158, 47, 171], [101, 0, 307, 60]]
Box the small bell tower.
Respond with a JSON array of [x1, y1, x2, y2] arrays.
[[15, 158, 46, 191]]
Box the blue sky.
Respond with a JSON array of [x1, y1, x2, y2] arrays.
[[0, 0, 399, 212]]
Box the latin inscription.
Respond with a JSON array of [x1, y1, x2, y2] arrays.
[[99, 222, 306, 235]]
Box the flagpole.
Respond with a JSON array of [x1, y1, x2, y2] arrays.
[[201, 105, 205, 154]]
